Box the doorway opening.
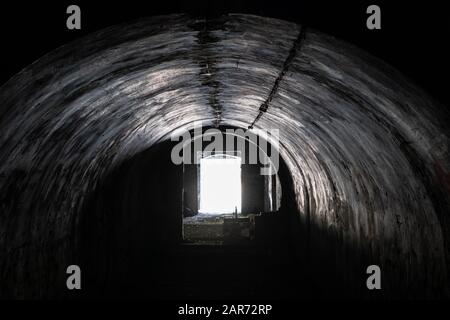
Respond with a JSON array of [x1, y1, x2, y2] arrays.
[[181, 130, 282, 244], [199, 154, 241, 215]]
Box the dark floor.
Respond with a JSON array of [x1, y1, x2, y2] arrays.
[[139, 242, 303, 300]]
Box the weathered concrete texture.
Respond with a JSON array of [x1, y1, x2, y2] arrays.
[[0, 14, 449, 298]]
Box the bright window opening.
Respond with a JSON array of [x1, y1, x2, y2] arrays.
[[199, 155, 241, 214]]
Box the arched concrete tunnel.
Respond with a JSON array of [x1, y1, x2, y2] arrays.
[[0, 14, 450, 299]]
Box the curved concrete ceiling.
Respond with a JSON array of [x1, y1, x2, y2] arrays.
[[0, 14, 449, 297]]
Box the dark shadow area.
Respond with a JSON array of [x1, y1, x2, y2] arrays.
[[75, 137, 397, 300], [78, 139, 303, 299]]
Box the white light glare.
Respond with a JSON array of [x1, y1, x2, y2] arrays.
[[199, 156, 241, 214]]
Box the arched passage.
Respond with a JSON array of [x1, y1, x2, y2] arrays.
[[0, 14, 449, 299]]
